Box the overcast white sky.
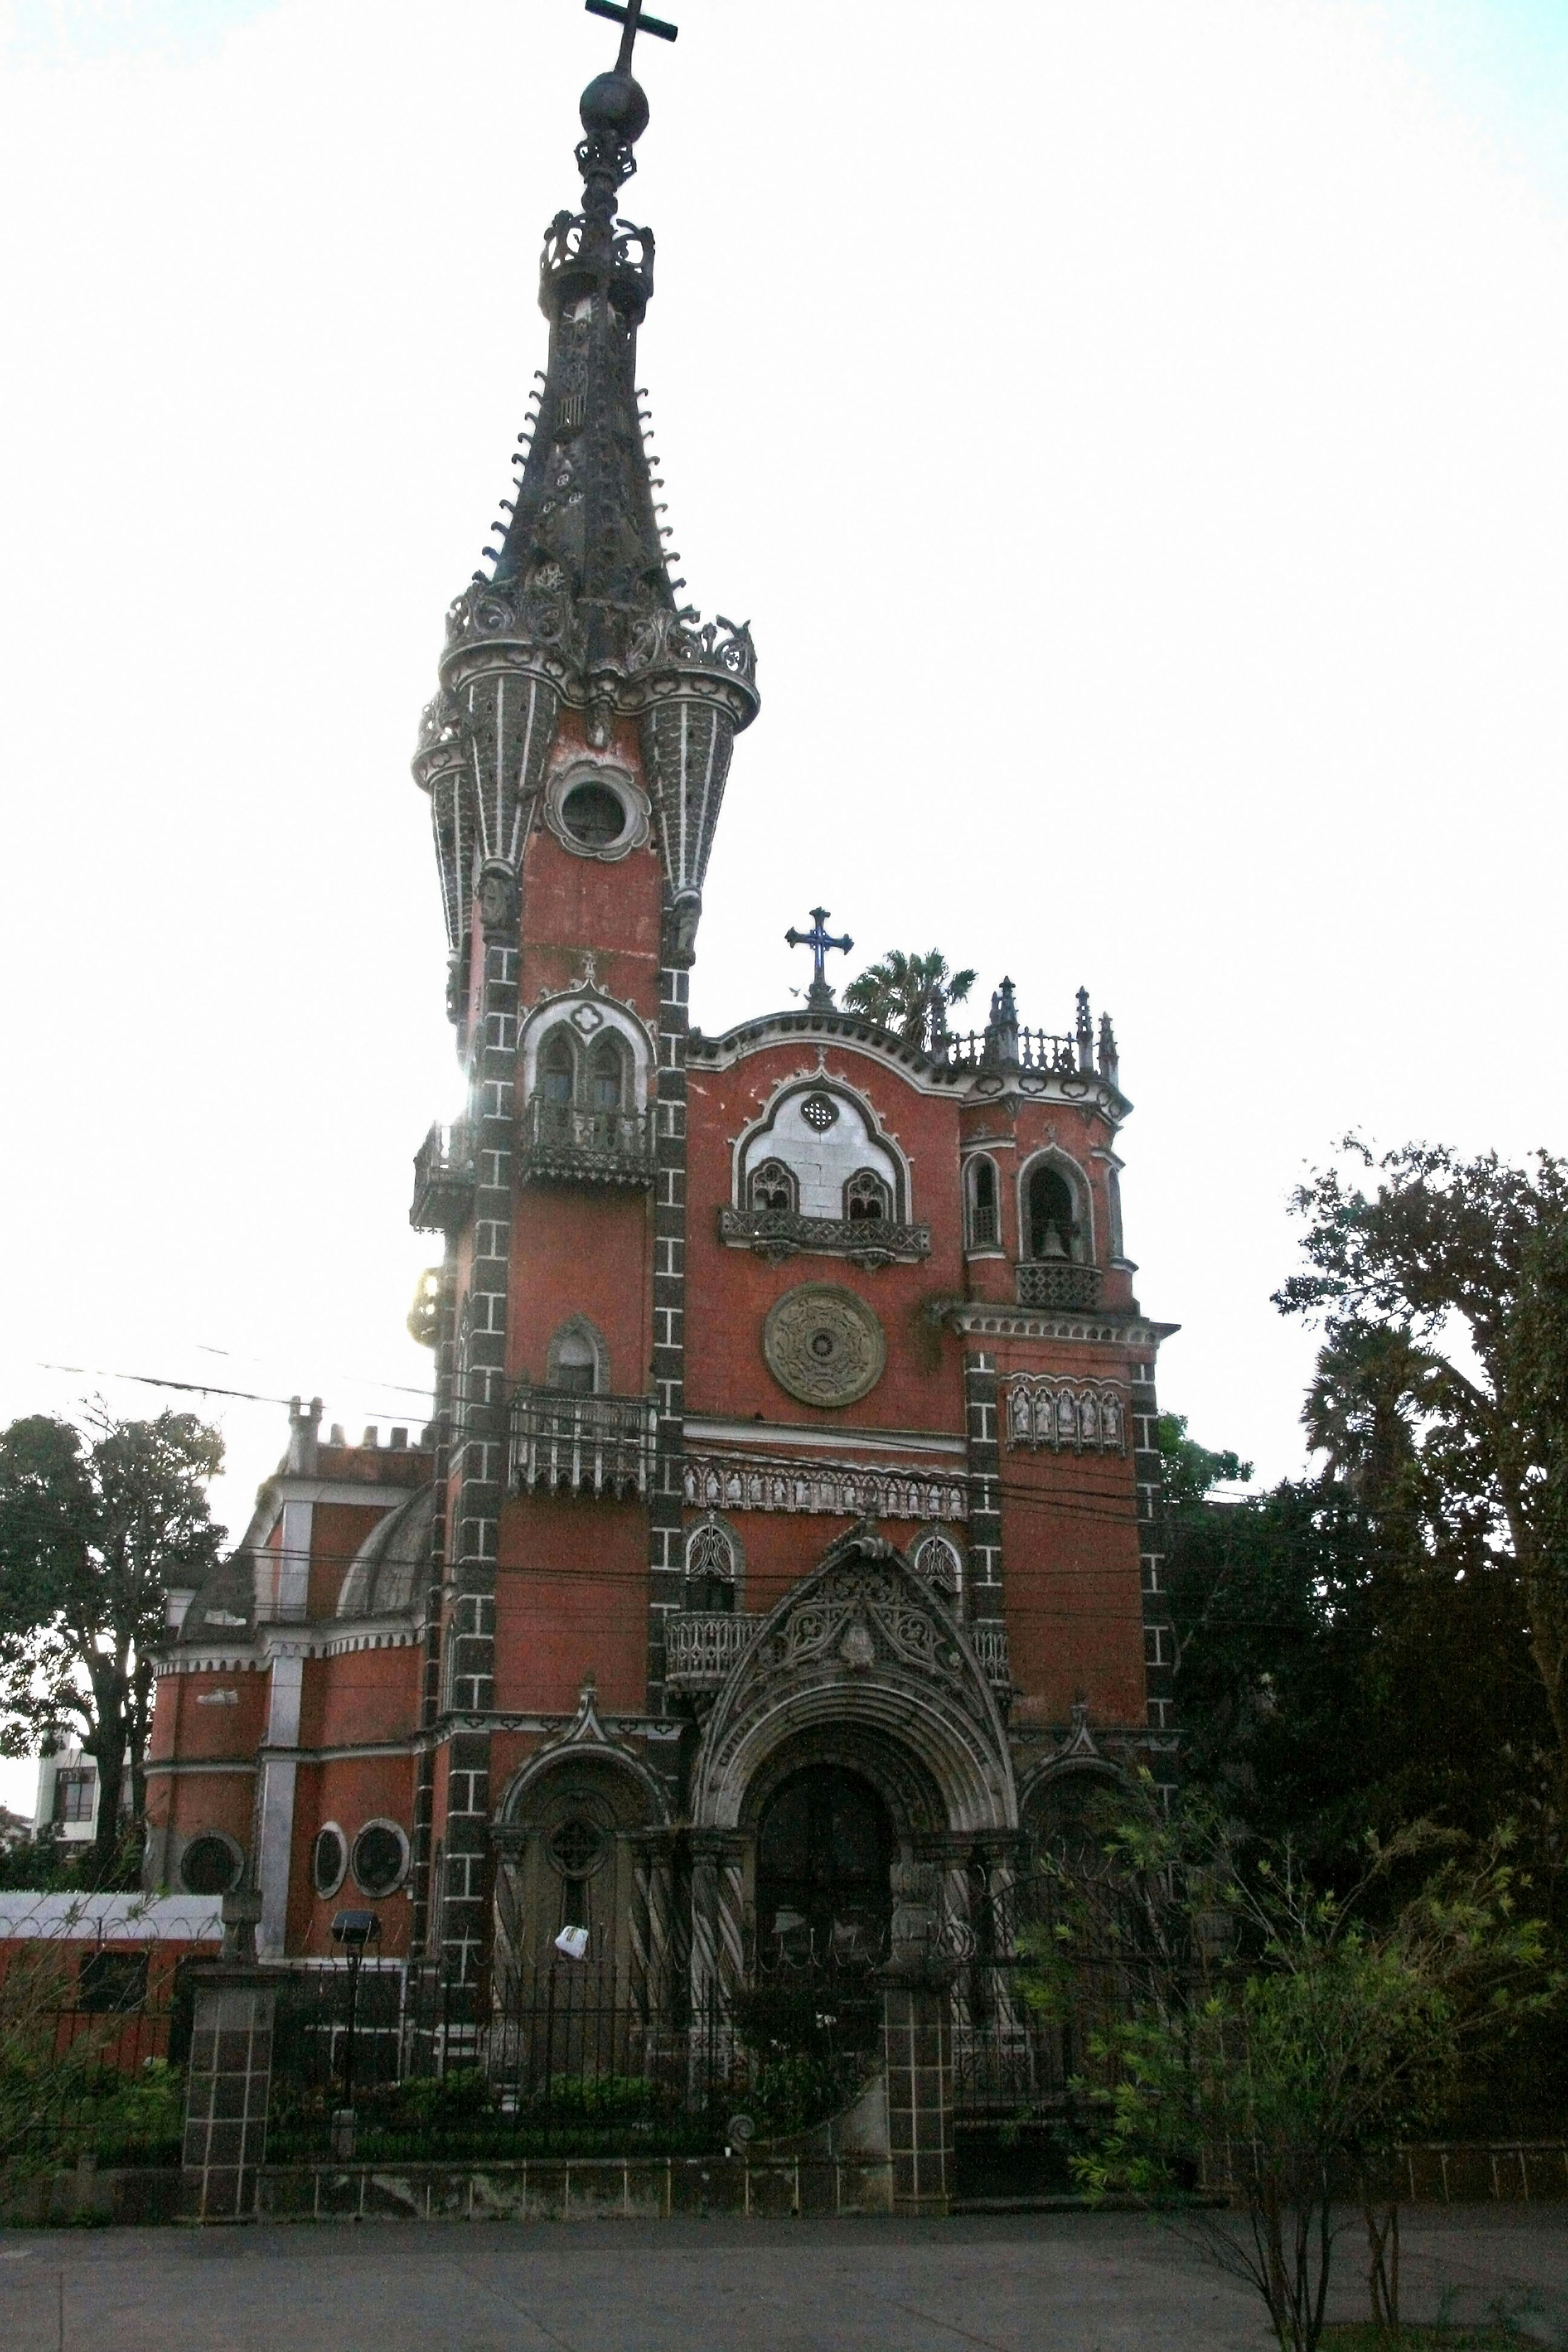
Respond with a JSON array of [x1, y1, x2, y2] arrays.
[[2, 0, 1567, 1812]]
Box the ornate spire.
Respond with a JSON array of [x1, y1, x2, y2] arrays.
[[416, 18, 759, 1002]]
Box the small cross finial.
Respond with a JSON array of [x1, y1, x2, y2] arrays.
[[785, 906, 854, 1011], [586, 0, 678, 76]]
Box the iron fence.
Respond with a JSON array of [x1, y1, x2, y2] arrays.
[[265, 1955, 884, 2165], [1, 1978, 195, 2174]]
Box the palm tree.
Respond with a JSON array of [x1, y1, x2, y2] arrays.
[[842, 950, 978, 1050]]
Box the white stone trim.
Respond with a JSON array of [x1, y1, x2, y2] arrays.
[[519, 988, 656, 1112]]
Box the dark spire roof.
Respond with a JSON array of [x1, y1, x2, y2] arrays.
[[487, 69, 672, 668]]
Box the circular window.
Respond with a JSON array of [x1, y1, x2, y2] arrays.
[[561, 780, 627, 849], [179, 1833, 242, 1897], [800, 1093, 839, 1132], [547, 1818, 608, 1880], [351, 1821, 408, 1899], [311, 1825, 347, 1899]]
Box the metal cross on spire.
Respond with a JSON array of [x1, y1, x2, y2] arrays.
[[786, 908, 854, 1011], [585, 0, 678, 74]]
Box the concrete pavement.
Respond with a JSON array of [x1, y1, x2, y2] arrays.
[[1, 2207, 1565, 2352]]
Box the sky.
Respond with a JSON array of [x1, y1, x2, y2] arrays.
[[2, 0, 1567, 1811]]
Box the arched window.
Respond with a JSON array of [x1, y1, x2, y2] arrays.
[[547, 1317, 605, 1396], [966, 1156, 999, 1250], [539, 1028, 576, 1106], [684, 1516, 738, 1612], [844, 1169, 892, 1223], [913, 1533, 962, 1601], [586, 1032, 628, 1114], [748, 1158, 797, 1214], [1026, 1162, 1080, 1262]]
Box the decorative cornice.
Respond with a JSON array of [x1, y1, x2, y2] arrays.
[[928, 1301, 1179, 1349], [690, 1010, 1129, 1121], [684, 1448, 967, 1524]]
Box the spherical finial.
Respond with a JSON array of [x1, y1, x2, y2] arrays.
[[580, 70, 648, 145]]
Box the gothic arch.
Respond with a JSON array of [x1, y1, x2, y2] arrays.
[[732, 1079, 911, 1223], [963, 1151, 1002, 1251], [1017, 1145, 1095, 1264], [519, 989, 655, 1112], [546, 1313, 608, 1394], [689, 1530, 1016, 1837]]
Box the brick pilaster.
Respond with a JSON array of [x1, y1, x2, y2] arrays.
[[963, 1350, 1004, 1622], [1132, 1361, 1177, 1777], [437, 895, 517, 1982], [408, 1243, 458, 1960], [646, 945, 689, 1725]]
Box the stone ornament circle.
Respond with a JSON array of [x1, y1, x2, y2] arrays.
[[763, 1283, 886, 1408]]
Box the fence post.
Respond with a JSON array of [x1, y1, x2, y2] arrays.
[[181, 1959, 276, 2222], [880, 1860, 956, 2217]]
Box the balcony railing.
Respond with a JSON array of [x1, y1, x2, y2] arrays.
[[410, 1122, 476, 1234], [969, 1623, 1013, 1692], [664, 1611, 763, 1693], [944, 1027, 1078, 1073], [510, 1390, 657, 1500], [718, 1208, 931, 1266], [519, 1097, 654, 1188], [1015, 1261, 1104, 1312]]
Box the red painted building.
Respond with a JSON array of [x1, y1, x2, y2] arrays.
[[147, 41, 1176, 1996]]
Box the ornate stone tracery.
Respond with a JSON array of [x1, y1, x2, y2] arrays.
[[690, 1533, 1017, 1840], [763, 1283, 886, 1409]]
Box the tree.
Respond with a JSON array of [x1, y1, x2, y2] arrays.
[[1027, 1795, 1559, 2352], [842, 949, 977, 1049], [1163, 1412, 1552, 1871], [0, 1411, 224, 1875], [1275, 1142, 1568, 1803]]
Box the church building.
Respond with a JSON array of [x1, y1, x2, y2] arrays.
[[146, 22, 1178, 2008]]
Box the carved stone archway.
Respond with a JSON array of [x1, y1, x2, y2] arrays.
[[690, 1530, 1017, 1840], [685, 1531, 1017, 2006], [490, 1683, 673, 1999]]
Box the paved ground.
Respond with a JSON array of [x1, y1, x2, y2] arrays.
[[1, 2207, 1566, 2352]]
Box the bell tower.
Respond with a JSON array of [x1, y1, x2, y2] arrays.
[[408, 18, 759, 1978]]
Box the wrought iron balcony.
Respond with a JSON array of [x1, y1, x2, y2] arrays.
[[410, 1123, 476, 1234], [664, 1610, 763, 1693], [1015, 1261, 1103, 1312], [719, 1208, 931, 1266], [519, 1096, 654, 1188], [510, 1389, 657, 1501], [969, 1624, 1013, 1693]]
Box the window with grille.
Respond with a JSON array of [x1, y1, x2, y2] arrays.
[[844, 1169, 892, 1223], [748, 1159, 796, 1214], [685, 1518, 737, 1611], [967, 1156, 999, 1249]]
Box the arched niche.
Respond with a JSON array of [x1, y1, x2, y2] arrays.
[[735, 1083, 909, 1222]]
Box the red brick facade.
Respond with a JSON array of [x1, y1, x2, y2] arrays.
[[147, 48, 1176, 1987]]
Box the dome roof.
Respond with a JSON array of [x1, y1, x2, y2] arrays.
[[336, 1484, 435, 1620]]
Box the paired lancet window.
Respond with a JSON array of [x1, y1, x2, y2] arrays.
[[535, 1024, 632, 1117], [684, 1517, 740, 1613], [748, 1159, 797, 1214], [844, 1169, 892, 1223]]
